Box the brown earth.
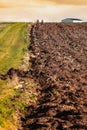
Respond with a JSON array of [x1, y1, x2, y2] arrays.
[[21, 23, 87, 130]]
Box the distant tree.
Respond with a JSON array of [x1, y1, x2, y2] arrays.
[[36, 19, 39, 23], [41, 19, 44, 24]]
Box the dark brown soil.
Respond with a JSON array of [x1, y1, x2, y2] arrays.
[[21, 23, 87, 130]]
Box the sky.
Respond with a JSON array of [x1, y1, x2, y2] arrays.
[[0, 0, 87, 22]]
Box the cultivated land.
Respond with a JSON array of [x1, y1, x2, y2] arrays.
[[0, 22, 87, 130], [21, 23, 87, 130]]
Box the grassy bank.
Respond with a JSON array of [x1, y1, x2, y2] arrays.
[[0, 22, 37, 130]]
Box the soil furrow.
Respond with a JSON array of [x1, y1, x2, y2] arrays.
[[21, 23, 87, 130]]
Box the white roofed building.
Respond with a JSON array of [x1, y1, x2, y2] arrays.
[[62, 18, 83, 23]]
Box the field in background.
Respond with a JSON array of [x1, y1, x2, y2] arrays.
[[0, 22, 28, 73]]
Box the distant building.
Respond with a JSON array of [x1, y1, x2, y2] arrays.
[[61, 18, 83, 23]]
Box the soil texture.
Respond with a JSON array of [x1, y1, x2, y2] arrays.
[[20, 23, 87, 129]]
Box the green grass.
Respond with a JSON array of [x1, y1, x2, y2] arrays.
[[0, 79, 28, 129], [0, 78, 37, 130], [0, 22, 31, 129], [0, 22, 38, 130], [0, 22, 28, 73], [0, 79, 16, 130]]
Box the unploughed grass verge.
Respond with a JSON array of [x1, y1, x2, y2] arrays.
[[0, 22, 37, 130], [0, 22, 28, 73], [0, 78, 37, 130]]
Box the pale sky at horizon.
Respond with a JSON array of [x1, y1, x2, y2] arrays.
[[0, 0, 87, 22]]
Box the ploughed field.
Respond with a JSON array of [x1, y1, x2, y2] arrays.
[[22, 23, 87, 130]]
